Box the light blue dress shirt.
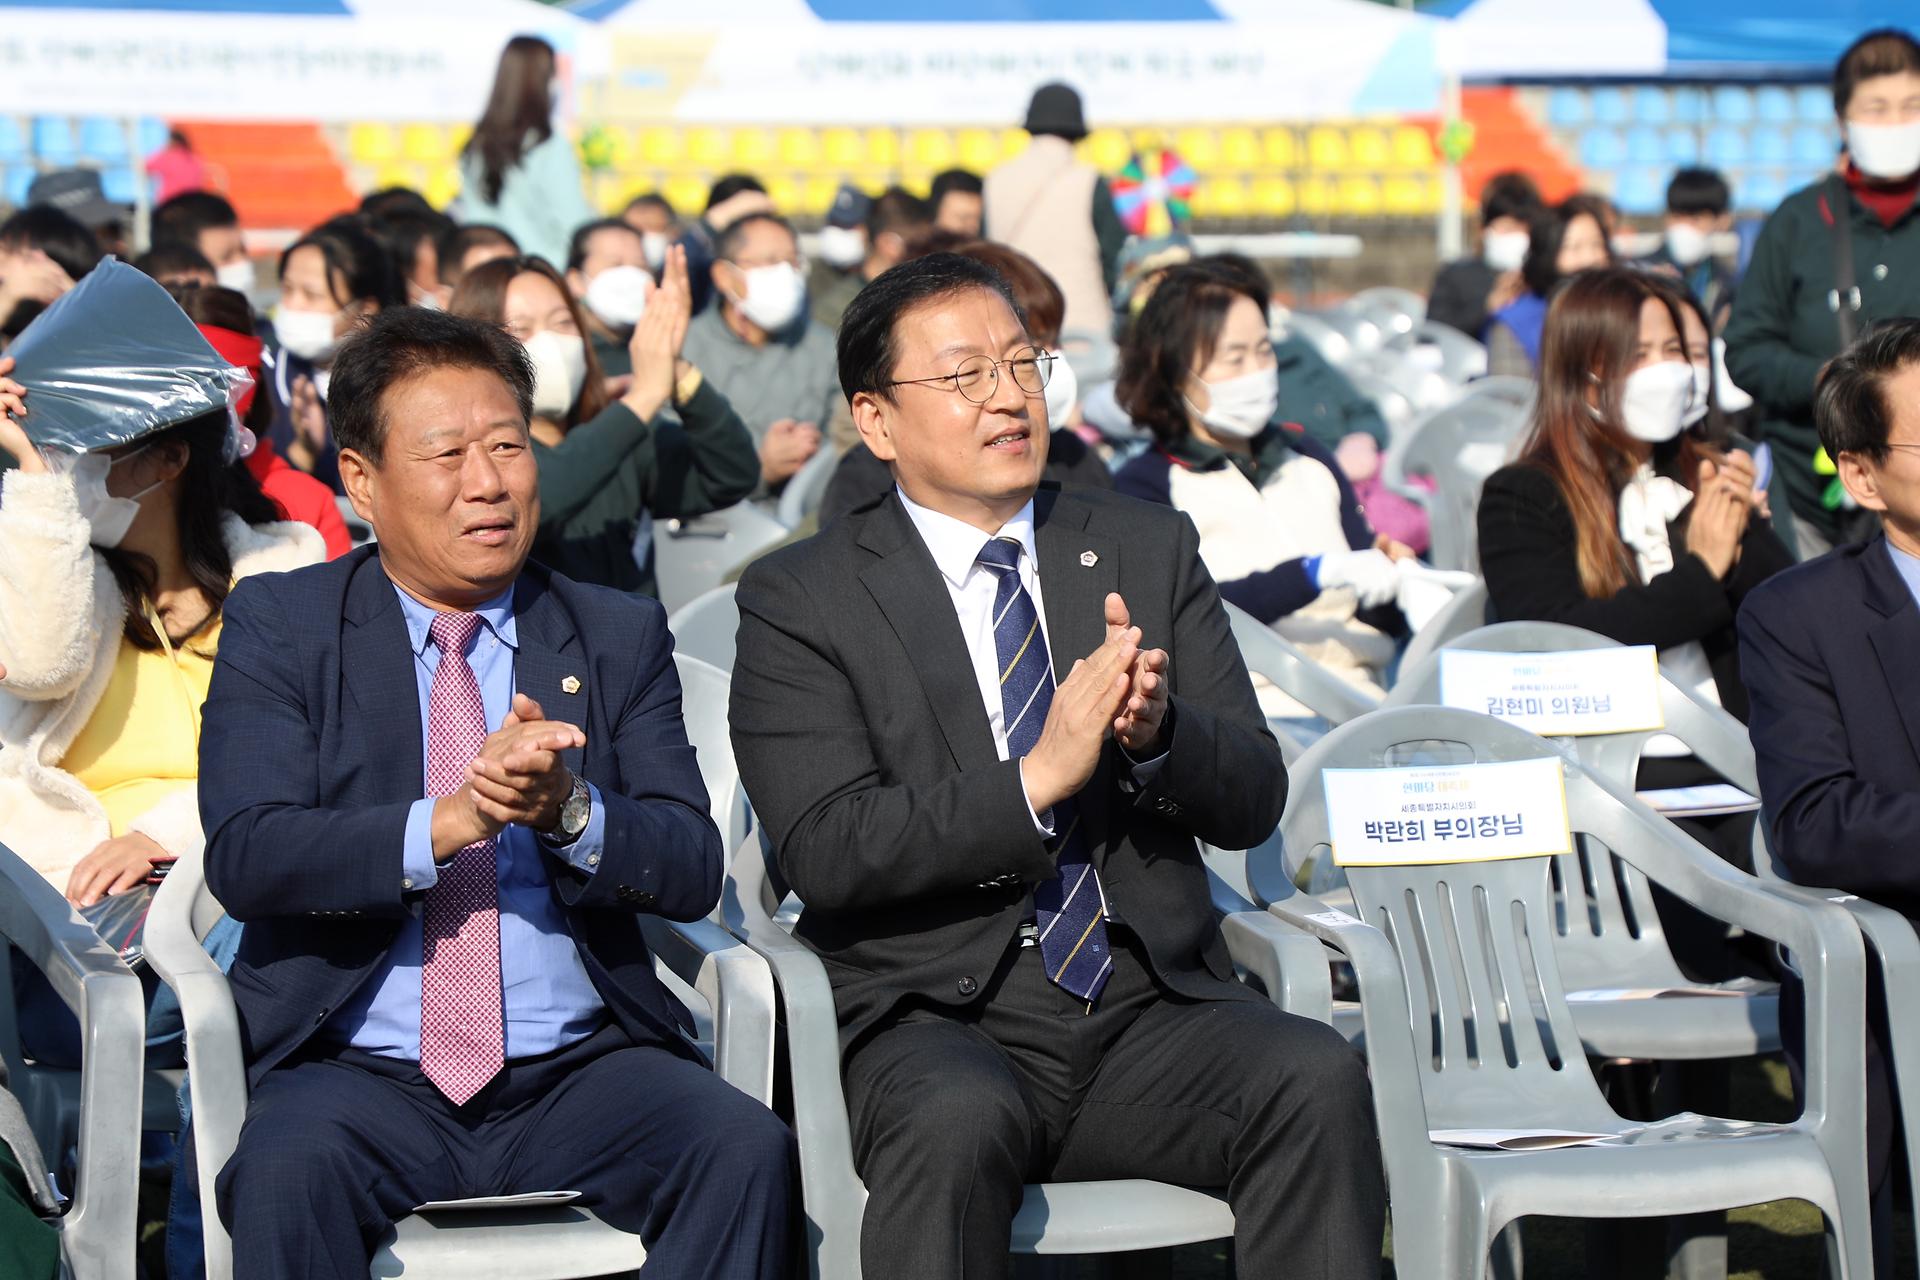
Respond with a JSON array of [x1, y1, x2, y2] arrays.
[[323, 586, 608, 1061], [1888, 539, 1920, 608]]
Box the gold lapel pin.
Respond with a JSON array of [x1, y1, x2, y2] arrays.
[[1079, 550, 1099, 568], [561, 676, 582, 695]]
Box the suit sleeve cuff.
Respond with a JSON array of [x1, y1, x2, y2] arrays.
[[1017, 764, 1057, 838], [542, 782, 608, 874], [402, 798, 439, 894]]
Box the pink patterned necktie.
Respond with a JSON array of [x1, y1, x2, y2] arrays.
[[419, 611, 504, 1105]]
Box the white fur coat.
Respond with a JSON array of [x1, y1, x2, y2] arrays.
[[0, 468, 324, 890]]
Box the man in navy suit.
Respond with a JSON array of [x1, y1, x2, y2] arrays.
[[1739, 317, 1920, 1247], [198, 307, 793, 1279]]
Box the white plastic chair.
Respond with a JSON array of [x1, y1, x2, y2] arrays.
[[1384, 320, 1490, 387], [1381, 391, 1533, 573], [668, 582, 740, 674], [721, 829, 1331, 1278], [0, 843, 145, 1280], [671, 651, 753, 861], [1222, 600, 1382, 732], [775, 441, 841, 531], [1395, 578, 1488, 683], [146, 843, 778, 1280], [652, 501, 789, 616], [1250, 707, 1873, 1280]]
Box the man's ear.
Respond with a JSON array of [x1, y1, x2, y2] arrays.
[[851, 390, 897, 462], [1838, 450, 1890, 514], [711, 260, 738, 301], [337, 447, 377, 525], [565, 268, 589, 300]]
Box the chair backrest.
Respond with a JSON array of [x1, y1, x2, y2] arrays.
[[1222, 601, 1382, 725], [652, 501, 790, 616], [1348, 286, 1427, 334], [1382, 391, 1531, 572], [1267, 706, 1677, 1133], [673, 653, 750, 856], [1280, 312, 1353, 367], [1383, 320, 1490, 387], [668, 582, 741, 673], [776, 442, 841, 531], [1394, 578, 1489, 681]]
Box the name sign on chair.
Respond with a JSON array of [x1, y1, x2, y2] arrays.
[[1438, 647, 1664, 738], [1324, 758, 1573, 867]]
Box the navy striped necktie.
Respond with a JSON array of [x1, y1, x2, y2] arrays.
[[976, 536, 1112, 1006]]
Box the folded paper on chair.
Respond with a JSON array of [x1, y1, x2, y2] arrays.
[[1429, 1129, 1615, 1151], [413, 1191, 583, 1212], [1634, 783, 1761, 818], [1564, 986, 1747, 1002]]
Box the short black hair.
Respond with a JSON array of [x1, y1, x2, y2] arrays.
[[625, 192, 675, 220], [281, 216, 406, 310], [359, 186, 436, 221], [133, 240, 217, 281], [1815, 318, 1920, 464], [1834, 28, 1920, 117], [866, 186, 932, 239], [152, 191, 238, 245], [706, 173, 767, 213], [438, 223, 520, 285], [715, 211, 795, 263], [0, 205, 103, 282], [329, 307, 534, 465], [836, 251, 1019, 403], [367, 207, 455, 287], [1479, 171, 1543, 228], [930, 169, 984, 205], [566, 217, 645, 272], [1666, 167, 1731, 217]]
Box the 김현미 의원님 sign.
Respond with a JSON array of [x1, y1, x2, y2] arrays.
[[1439, 647, 1664, 738], [1324, 757, 1573, 867]]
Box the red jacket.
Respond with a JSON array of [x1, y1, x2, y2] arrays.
[[246, 444, 350, 560]]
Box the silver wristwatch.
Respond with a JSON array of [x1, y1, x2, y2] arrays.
[[547, 774, 591, 845]]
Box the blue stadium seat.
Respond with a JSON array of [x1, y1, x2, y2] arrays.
[[1738, 171, 1789, 213], [1630, 87, 1672, 126], [1664, 128, 1702, 166], [100, 167, 145, 203], [1672, 87, 1708, 125], [1791, 126, 1836, 167], [1625, 127, 1664, 166], [1579, 128, 1628, 171], [4, 167, 32, 208], [1750, 128, 1791, 166], [79, 118, 127, 164], [1796, 85, 1833, 123], [136, 118, 169, 157], [31, 117, 76, 165], [1547, 87, 1589, 127], [1755, 86, 1796, 124], [1614, 168, 1667, 216], [0, 118, 26, 165], [1712, 87, 1754, 124], [1591, 88, 1630, 125], [1788, 165, 1830, 191], [1705, 126, 1750, 168]]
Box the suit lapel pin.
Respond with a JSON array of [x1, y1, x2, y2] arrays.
[[1079, 550, 1099, 568], [561, 675, 582, 695]]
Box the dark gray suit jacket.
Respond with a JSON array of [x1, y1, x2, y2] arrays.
[[729, 485, 1286, 1049]]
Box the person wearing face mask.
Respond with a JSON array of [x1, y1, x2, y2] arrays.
[[621, 192, 678, 272], [564, 217, 657, 381], [366, 205, 457, 312], [681, 212, 840, 495], [1650, 275, 1756, 448], [819, 240, 1112, 528], [1427, 170, 1543, 341], [807, 184, 873, 332], [1640, 168, 1738, 328], [1724, 27, 1920, 560], [451, 251, 758, 594], [267, 216, 404, 495], [453, 35, 594, 272], [807, 186, 929, 334], [1486, 193, 1615, 377], [152, 191, 255, 298], [1114, 263, 1410, 715]]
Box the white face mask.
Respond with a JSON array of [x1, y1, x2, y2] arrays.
[[817, 225, 866, 270], [275, 307, 342, 364], [1186, 366, 1279, 440], [1042, 348, 1078, 427], [1846, 119, 1920, 182], [1483, 229, 1530, 274], [1665, 223, 1712, 268], [1683, 361, 1712, 428], [1711, 336, 1754, 413], [522, 330, 588, 420], [70, 446, 162, 549], [583, 264, 653, 329], [217, 257, 257, 295], [1619, 361, 1697, 443], [730, 262, 807, 334], [641, 231, 670, 271]]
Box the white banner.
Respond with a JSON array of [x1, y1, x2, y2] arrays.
[[1324, 757, 1572, 867], [1438, 647, 1665, 739]]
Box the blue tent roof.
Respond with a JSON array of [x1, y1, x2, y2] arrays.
[[1655, 1, 1912, 72]]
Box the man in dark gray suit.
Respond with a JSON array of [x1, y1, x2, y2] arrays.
[[730, 252, 1385, 1279]]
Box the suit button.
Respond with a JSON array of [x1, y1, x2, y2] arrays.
[[635, 891, 657, 909], [957, 976, 978, 997]]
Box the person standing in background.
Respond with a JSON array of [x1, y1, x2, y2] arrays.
[[1426, 170, 1542, 341], [1485, 194, 1615, 377], [1724, 27, 1920, 560], [930, 168, 985, 238], [808, 184, 872, 331], [984, 83, 1125, 337], [455, 35, 594, 272], [152, 192, 254, 296], [1641, 167, 1739, 327], [620, 192, 679, 271]]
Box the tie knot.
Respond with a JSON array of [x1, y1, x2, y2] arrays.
[[429, 611, 483, 656], [975, 536, 1022, 573]]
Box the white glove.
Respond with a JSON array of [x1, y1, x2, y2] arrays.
[[1311, 548, 1400, 607]]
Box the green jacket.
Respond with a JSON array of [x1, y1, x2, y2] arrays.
[[1274, 333, 1390, 450], [1724, 178, 1920, 544], [532, 379, 760, 595]]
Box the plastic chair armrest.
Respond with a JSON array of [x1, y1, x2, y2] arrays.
[[1209, 868, 1333, 1021], [639, 915, 776, 1105]]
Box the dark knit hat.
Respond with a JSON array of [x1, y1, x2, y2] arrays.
[[1023, 83, 1088, 142]]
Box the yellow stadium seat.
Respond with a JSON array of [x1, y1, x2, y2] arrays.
[[956, 128, 999, 172], [822, 128, 864, 169], [1383, 175, 1440, 216], [1390, 125, 1436, 170], [1130, 127, 1167, 154], [425, 167, 462, 209], [639, 127, 683, 168], [1083, 128, 1131, 173], [800, 177, 841, 216], [1262, 127, 1298, 170], [1336, 176, 1383, 217], [400, 124, 451, 165], [864, 128, 900, 168], [998, 128, 1030, 162], [909, 129, 956, 170], [1297, 175, 1338, 217], [1348, 126, 1391, 171], [1307, 126, 1349, 172], [1175, 127, 1221, 174], [763, 175, 800, 214], [1251, 177, 1296, 219], [663, 175, 709, 215], [347, 123, 399, 166], [686, 127, 729, 169], [731, 128, 775, 170], [1220, 127, 1260, 172], [776, 128, 822, 170], [1202, 178, 1250, 219]]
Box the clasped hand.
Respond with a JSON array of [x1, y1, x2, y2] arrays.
[[1019, 594, 1170, 814], [432, 693, 584, 861]]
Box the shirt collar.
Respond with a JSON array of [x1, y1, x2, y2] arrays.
[[391, 582, 518, 656], [1162, 424, 1292, 485], [1886, 538, 1920, 610], [895, 486, 1038, 589]]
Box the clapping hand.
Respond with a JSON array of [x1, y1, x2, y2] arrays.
[[1019, 610, 1140, 813], [433, 694, 586, 859], [1105, 594, 1170, 756], [623, 245, 693, 420]]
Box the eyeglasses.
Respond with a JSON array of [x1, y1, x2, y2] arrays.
[[885, 348, 1054, 405]]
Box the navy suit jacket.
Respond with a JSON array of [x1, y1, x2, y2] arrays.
[[1738, 535, 1920, 923], [199, 546, 721, 1085]]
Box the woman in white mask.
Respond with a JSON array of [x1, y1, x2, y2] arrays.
[[1725, 28, 1920, 560], [1113, 263, 1413, 714], [450, 249, 758, 595], [563, 217, 658, 383], [269, 217, 404, 494]]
